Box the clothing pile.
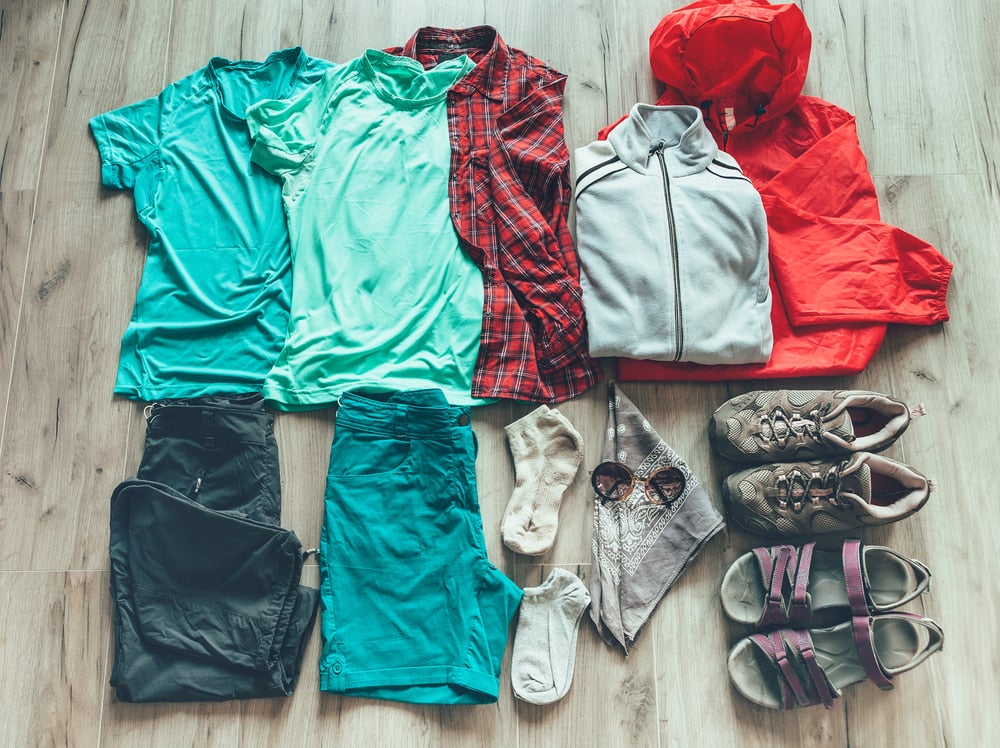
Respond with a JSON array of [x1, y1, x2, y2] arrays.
[[92, 0, 953, 710], [93, 26, 595, 705], [583, 0, 952, 380]]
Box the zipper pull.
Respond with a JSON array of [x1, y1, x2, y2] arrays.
[[648, 140, 666, 155], [191, 469, 205, 497]]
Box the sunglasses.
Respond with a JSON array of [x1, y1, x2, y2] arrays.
[[591, 461, 686, 505]]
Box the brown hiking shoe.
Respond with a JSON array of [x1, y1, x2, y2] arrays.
[[710, 390, 920, 463], [722, 452, 933, 538]]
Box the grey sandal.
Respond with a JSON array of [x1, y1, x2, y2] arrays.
[[727, 613, 943, 709], [720, 540, 931, 628]]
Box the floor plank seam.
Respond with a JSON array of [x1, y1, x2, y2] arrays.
[[652, 629, 662, 748], [161, 0, 175, 90]]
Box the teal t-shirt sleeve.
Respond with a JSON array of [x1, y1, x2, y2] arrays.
[[89, 95, 162, 190], [246, 92, 317, 176]]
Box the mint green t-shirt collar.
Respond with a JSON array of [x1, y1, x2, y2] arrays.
[[360, 49, 473, 109], [207, 47, 309, 121]]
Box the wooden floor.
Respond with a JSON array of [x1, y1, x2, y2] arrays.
[[1, 0, 997, 745]]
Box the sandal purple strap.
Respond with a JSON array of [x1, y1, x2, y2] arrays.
[[754, 545, 791, 627], [785, 628, 836, 709], [851, 615, 894, 689], [789, 542, 814, 627], [843, 540, 894, 688], [753, 542, 816, 627], [841, 540, 870, 617], [751, 631, 807, 709], [750, 629, 837, 709]]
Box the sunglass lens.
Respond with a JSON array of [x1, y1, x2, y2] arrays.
[[648, 466, 685, 504], [592, 462, 633, 500]]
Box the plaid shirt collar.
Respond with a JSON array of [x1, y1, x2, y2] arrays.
[[401, 25, 508, 101]]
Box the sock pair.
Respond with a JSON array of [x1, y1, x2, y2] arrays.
[[502, 405, 583, 556], [511, 568, 591, 705]]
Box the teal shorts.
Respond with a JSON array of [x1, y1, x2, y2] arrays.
[[319, 389, 523, 704]]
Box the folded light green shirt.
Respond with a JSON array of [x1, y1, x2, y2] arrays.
[[248, 49, 488, 409]]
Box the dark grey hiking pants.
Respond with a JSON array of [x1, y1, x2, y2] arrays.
[[108, 393, 318, 702]]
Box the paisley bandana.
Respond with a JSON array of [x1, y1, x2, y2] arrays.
[[589, 382, 724, 653]]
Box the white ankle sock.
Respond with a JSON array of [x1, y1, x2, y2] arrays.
[[511, 568, 591, 705], [502, 405, 583, 556]]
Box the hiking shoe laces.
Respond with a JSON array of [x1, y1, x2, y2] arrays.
[[721, 452, 933, 538], [756, 405, 831, 450], [710, 390, 921, 463], [769, 463, 843, 511]]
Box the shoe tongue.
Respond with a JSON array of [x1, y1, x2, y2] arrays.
[[839, 460, 872, 500], [824, 409, 855, 442]]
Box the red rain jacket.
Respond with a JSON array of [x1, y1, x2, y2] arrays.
[[607, 0, 952, 382]]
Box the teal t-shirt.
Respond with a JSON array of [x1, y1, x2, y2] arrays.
[[247, 50, 487, 409], [90, 48, 333, 400]]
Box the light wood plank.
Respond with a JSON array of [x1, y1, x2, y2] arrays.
[[270, 408, 332, 550], [953, 1, 1000, 210], [0, 0, 171, 571], [0, 0, 64, 192], [0, 571, 109, 745], [797, 0, 855, 107], [836, 0, 980, 176], [598, 1, 672, 129], [0, 190, 33, 425], [166, 0, 282, 79], [279, 0, 485, 64], [101, 698, 244, 745]]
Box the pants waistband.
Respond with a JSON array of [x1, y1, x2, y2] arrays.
[[336, 389, 471, 438], [144, 392, 272, 447]]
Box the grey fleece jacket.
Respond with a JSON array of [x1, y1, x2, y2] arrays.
[[574, 104, 773, 364]]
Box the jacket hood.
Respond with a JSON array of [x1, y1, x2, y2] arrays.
[[649, 0, 810, 135]]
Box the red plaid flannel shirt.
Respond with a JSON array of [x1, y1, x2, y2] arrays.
[[389, 27, 600, 402]]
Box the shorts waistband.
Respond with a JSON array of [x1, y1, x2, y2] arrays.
[[336, 389, 471, 438], [144, 393, 272, 447]]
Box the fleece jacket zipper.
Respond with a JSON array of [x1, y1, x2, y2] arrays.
[[651, 141, 684, 361]]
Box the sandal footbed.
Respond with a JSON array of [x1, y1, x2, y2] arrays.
[[728, 617, 933, 709], [720, 547, 920, 626], [865, 549, 920, 608]]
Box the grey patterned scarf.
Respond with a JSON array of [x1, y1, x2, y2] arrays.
[[589, 382, 724, 654]]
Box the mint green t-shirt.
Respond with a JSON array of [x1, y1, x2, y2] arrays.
[[247, 50, 486, 409], [90, 48, 333, 400]]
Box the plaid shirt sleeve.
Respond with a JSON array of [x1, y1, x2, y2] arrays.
[[496, 79, 580, 279], [484, 81, 597, 400]]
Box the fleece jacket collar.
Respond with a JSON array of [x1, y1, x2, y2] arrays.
[[608, 103, 718, 176]]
